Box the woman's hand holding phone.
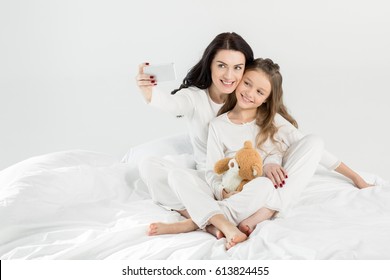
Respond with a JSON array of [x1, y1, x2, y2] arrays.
[[135, 62, 156, 103]]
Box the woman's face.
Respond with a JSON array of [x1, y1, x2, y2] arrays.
[[235, 69, 271, 110], [209, 50, 246, 96]]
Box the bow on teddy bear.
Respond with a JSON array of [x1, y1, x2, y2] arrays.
[[214, 140, 263, 193]]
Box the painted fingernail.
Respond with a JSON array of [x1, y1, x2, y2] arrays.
[[283, 180, 285, 184], [274, 185, 277, 188], [280, 184, 283, 187], [150, 75, 154, 79], [145, 62, 149, 65], [285, 175, 288, 178], [151, 80, 155, 83]]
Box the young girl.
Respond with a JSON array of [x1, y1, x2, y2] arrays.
[[149, 58, 372, 247]]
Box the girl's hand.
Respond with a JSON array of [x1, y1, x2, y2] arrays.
[[135, 63, 157, 103], [263, 163, 287, 188], [222, 189, 238, 199]]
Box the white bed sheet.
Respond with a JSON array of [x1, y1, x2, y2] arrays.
[[0, 138, 389, 260]]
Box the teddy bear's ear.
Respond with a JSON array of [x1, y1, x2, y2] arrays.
[[252, 164, 263, 177], [244, 141, 253, 149], [214, 157, 232, 174]]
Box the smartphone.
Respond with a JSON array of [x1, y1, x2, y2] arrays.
[[144, 63, 176, 82]]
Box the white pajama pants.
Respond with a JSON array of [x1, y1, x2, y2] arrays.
[[138, 154, 196, 211], [168, 134, 324, 228]]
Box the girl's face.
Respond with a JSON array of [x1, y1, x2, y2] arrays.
[[235, 69, 271, 110], [209, 50, 246, 96]]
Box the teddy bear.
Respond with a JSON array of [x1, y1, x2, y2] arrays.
[[214, 140, 263, 193]]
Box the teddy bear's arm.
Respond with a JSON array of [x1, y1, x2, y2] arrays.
[[236, 180, 249, 192]]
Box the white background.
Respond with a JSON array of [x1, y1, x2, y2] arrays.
[[0, 0, 389, 179]]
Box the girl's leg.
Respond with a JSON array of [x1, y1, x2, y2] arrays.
[[277, 134, 324, 215], [218, 177, 281, 227], [233, 134, 324, 234], [206, 225, 225, 239], [168, 169, 247, 249], [238, 207, 276, 235], [208, 214, 247, 249]]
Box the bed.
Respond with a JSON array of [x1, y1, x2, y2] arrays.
[[1, 133, 389, 260]]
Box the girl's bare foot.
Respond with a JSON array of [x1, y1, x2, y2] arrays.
[[225, 228, 247, 250], [148, 219, 198, 236], [238, 207, 276, 236], [208, 214, 248, 249], [206, 225, 225, 239]]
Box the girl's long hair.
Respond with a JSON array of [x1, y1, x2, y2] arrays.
[[218, 58, 298, 149], [171, 32, 254, 94]]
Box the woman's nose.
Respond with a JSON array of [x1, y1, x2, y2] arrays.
[[223, 68, 234, 79]]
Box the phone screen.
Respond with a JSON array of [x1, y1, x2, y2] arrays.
[[144, 63, 176, 82]]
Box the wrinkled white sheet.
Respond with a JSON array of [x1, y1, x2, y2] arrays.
[[0, 148, 389, 260]]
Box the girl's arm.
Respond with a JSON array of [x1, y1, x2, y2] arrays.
[[335, 162, 372, 189]]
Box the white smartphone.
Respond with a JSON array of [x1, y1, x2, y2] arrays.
[[144, 63, 176, 82]]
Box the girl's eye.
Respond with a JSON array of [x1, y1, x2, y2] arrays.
[[257, 90, 264, 95], [244, 81, 250, 86]]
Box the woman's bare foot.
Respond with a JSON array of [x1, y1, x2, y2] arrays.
[[148, 218, 198, 236], [238, 207, 276, 236], [206, 225, 225, 239]]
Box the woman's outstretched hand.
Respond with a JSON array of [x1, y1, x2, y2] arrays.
[[263, 163, 288, 189], [135, 62, 157, 103]]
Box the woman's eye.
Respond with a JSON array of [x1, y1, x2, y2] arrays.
[[235, 66, 242, 70], [218, 64, 226, 68]]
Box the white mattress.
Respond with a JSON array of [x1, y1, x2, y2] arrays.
[[0, 136, 389, 260]]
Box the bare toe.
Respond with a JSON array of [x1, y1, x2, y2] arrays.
[[148, 223, 158, 235]]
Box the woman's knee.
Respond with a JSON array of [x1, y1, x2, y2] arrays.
[[167, 169, 189, 190], [139, 156, 167, 175]]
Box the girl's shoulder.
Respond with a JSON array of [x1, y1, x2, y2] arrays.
[[210, 112, 229, 127], [274, 113, 290, 125]]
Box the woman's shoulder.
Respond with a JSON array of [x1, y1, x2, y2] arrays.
[[178, 86, 207, 94], [175, 87, 208, 101]]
